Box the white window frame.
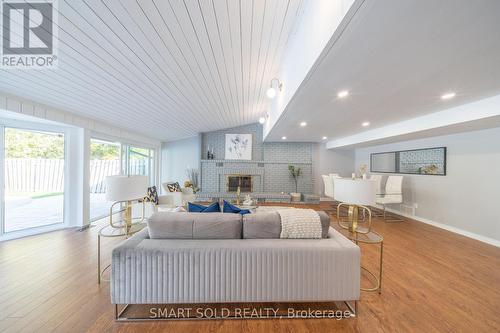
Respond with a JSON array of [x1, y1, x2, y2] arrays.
[[0, 119, 71, 241], [88, 137, 122, 222], [87, 131, 159, 222]]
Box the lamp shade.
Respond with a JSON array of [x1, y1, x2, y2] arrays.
[[334, 178, 376, 206], [105, 175, 148, 201]]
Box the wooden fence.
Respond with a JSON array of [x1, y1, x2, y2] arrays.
[[89, 159, 121, 193], [5, 159, 147, 193], [4, 159, 65, 193]]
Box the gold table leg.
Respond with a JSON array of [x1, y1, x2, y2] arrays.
[[98, 233, 101, 284], [359, 240, 383, 293]]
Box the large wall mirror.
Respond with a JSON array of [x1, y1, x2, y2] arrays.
[[371, 147, 446, 175]]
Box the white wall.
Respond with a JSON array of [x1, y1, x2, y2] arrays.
[[264, 0, 356, 138], [161, 135, 201, 192], [314, 144, 355, 196], [355, 127, 500, 244]]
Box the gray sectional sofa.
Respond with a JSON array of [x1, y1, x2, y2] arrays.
[[111, 211, 360, 316]]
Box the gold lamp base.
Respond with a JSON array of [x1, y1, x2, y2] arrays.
[[336, 202, 383, 294], [109, 199, 146, 236], [337, 203, 371, 234]]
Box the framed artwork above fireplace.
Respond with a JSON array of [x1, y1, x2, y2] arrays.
[[225, 134, 252, 160]]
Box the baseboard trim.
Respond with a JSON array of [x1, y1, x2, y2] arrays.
[[77, 224, 91, 231], [385, 207, 500, 248], [0, 224, 75, 242]]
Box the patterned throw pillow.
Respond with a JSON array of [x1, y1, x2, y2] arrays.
[[167, 182, 182, 192], [144, 186, 159, 205]]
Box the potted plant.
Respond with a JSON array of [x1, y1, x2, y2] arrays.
[[288, 165, 302, 202], [185, 168, 199, 193]]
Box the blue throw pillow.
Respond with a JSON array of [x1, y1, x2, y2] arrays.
[[223, 200, 251, 215], [188, 202, 220, 213], [203, 202, 221, 212]]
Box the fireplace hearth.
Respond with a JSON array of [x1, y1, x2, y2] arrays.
[[227, 175, 252, 192]]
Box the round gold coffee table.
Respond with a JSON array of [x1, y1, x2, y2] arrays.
[[337, 228, 383, 293], [97, 222, 146, 284]]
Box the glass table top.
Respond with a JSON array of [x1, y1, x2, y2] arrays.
[[336, 227, 383, 244]]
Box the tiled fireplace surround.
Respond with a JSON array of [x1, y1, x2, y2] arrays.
[[199, 123, 315, 201]]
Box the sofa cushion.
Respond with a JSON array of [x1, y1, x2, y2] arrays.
[[188, 201, 220, 213], [148, 212, 242, 239], [243, 212, 281, 238], [242, 210, 331, 239], [192, 213, 242, 239], [148, 212, 193, 239]]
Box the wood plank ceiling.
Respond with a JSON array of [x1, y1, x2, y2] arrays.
[[0, 0, 304, 141]]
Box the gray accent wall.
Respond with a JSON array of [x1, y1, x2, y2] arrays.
[[200, 123, 315, 194], [355, 127, 500, 244], [159, 123, 356, 198]]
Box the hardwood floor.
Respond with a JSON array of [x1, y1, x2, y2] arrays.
[[1, 202, 499, 332]]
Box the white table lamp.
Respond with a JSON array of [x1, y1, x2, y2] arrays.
[[105, 175, 148, 233], [334, 178, 376, 233]]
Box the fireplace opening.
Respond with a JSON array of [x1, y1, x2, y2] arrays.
[[227, 175, 252, 192]]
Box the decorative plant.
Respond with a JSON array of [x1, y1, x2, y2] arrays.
[[288, 165, 302, 193], [359, 164, 367, 175], [185, 168, 199, 193], [418, 164, 438, 174]]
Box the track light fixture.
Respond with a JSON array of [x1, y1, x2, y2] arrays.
[[266, 78, 283, 99], [258, 112, 269, 124]]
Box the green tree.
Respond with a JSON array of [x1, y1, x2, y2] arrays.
[[5, 128, 64, 159], [90, 142, 120, 160]]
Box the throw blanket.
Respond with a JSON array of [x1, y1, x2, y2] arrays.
[[278, 208, 322, 239]]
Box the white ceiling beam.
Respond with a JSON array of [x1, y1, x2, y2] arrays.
[[326, 95, 500, 149]]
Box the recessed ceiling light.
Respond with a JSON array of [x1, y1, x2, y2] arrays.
[[362, 121, 370, 127], [258, 117, 266, 124], [281, 136, 287, 140], [441, 92, 456, 100], [300, 121, 307, 127], [337, 90, 349, 98], [322, 136, 327, 140]]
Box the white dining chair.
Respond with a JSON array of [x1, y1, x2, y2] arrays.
[[375, 175, 404, 222], [329, 174, 341, 197], [322, 174, 342, 214], [329, 173, 340, 180], [370, 174, 383, 195], [322, 175, 334, 199]]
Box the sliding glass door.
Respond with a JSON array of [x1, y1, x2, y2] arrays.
[[89, 139, 121, 221], [88, 140, 156, 222], [122, 145, 155, 185], [3, 127, 65, 232]]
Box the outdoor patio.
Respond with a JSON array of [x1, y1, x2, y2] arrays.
[[4, 193, 112, 232], [5, 194, 64, 232]]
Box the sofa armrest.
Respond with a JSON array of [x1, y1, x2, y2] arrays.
[[112, 228, 149, 254]]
